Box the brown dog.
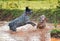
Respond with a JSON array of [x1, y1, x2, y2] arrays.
[[37, 15, 52, 41], [37, 15, 46, 29]]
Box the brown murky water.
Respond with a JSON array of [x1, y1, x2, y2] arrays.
[[51, 38, 60, 41], [0, 21, 60, 41], [0, 21, 40, 41]]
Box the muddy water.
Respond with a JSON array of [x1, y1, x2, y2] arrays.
[[51, 38, 60, 41], [0, 21, 40, 41], [0, 21, 60, 41]]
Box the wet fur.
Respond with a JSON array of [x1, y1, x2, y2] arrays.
[[37, 22, 46, 29]]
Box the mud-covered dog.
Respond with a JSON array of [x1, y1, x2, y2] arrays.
[[37, 15, 52, 41], [37, 15, 46, 29]]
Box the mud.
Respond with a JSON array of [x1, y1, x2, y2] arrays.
[[0, 21, 60, 41]]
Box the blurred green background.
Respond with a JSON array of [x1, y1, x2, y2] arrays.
[[0, 0, 60, 24]]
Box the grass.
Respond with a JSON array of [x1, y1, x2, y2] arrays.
[[0, 0, 59, 23], [0, 0, 58, 10], [51, 29, 60, 38], [0, 9, 24, 21]]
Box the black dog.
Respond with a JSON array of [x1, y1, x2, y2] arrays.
[[9, 7, 36, 32]]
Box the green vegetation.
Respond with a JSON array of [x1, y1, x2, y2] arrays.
[[0, 9, 23, 21], [0, 0, 60, 23], [0, 0, 58, 9], [0, 0, 57, 1], [0, 7, 60, 24], [31, 7, 60, 23], [51, 29, 60, 38]]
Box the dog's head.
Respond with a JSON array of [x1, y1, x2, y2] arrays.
[[25, 7, 32, 15], [39, 15, 46, 22]]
